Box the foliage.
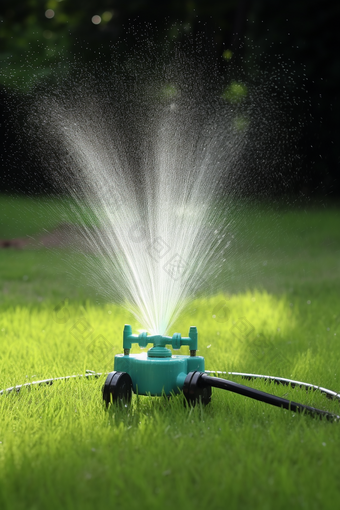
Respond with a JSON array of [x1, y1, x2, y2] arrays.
[[245, 0, 340, 196], [222, 81, 248, 104], [0, 0, 237, 91], [0, 1, 339, 194]]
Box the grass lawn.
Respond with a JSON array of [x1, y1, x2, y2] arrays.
[[1, 194, 340, 510]]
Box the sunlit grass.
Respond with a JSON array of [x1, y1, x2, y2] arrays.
[[1, 293, 340, 510]]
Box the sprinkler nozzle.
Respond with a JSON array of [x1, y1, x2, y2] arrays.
[[123, 324, 198, 354]]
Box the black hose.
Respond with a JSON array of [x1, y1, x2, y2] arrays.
[[205, 370, 340, 402], [200, 373, 340, 421]]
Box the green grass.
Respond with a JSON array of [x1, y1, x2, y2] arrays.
[[1, 194, 340, 510]]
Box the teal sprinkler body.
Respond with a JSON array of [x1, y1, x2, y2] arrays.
[[111, 325, 205, 397]]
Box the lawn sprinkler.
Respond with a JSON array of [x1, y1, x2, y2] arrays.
[[101, 325, 340, 420], [102, 325, 212, 406], [2, 324, 340, 421]]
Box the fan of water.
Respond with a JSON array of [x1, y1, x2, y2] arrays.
[[26, 31, 290, 335]]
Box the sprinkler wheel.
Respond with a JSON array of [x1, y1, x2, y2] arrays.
[[102, 371, 133, 407]]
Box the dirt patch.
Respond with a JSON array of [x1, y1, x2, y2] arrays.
[[0, 223, 88, 250]]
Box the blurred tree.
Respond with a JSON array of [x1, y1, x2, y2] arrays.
[[245, 0, 340, 197], [0, 0, 239, 193], [0, 0, 239, 91], [0, 0, 339, 196]]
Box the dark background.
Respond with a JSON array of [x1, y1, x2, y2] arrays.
[[0, 0, 339, 198]]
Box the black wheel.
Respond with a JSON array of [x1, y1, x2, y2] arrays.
[[102, 371, 133, 407], [183, 371, 212, 406]]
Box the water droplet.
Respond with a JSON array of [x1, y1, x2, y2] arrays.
[[45, 9, 55, 19]]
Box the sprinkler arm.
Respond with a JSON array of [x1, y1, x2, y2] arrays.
[[123, 324, 197, 354]]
